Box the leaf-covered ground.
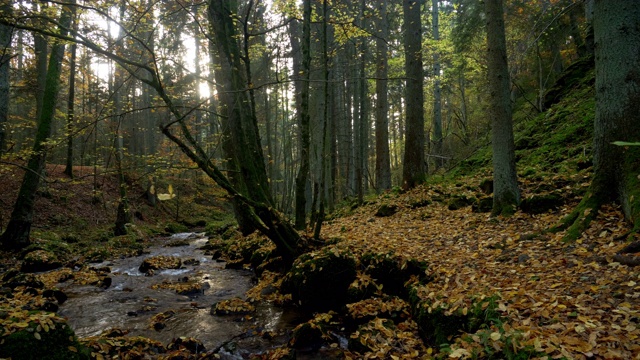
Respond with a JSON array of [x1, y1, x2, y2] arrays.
[[320, 174, 640, 359]]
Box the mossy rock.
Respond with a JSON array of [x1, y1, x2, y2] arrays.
[[408, 288, 501, 346], [2, 270, 45, 289], [0, 320, 90, 360], [281, 247, 357, 312], [289, 312, 337, 351], [479, 179, 494, 194], [139, 256, 182, 274], [520, 193, 564, 214], [164, 222, 189, 234], [409, 199, 432, 209], [447, 195, 474, 211], [375, 204, 398, 217], [472, 197, 493, 213], [361, 252, 429, 297], [346, 273, 382, 302], [21, 250, 63, 273]]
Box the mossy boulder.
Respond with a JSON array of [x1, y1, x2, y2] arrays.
[[139, 256, 182, 274], [347, 318, 397, 353], [281, 247, 357, 312], [289, 312, 337, 351], [20, 250, 63, 273], [2, 270, 45, 289], [447, 195, 474, 210], [479, 179, 494, 194], [361, 252, 429, 297], [0, 318, 90, 360], [408, 287, 501, 346], [472, 197, 493, 213], [164, 222, 189, 234], [520, 193, 564, 214], [375, 204, 398, 217]]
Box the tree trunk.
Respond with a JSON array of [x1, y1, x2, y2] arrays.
[[0, 2, 11, 154], [294, 0, 311, 230], [555, 0, 640, 240], [485, 0, 520, 216], [432, 0, 444, 170], [64, 12, 78, 178], [402, 0, 426, 189], [0, 2, 74, 250], [375, 0, 391, 191], [207, 0, 302, 264]]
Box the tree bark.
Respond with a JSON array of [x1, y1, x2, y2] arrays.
[[0, 2, 74, 250], [375, 0, 391, 191], [294, 0, 311, 230], [402, 0, 426, 189], [485, 0, 520, 216], [432, 0, 444, 170], [555, 0, 640, 240], [64, 10, 78, 178], [0, 2, 11, 154]]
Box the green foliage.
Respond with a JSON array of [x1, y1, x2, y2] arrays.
[[0, 320, 90, 360]]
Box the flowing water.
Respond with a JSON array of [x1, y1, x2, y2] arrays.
[[57, 233, 307, 358]]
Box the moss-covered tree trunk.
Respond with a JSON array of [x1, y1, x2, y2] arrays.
[[556, 0, 640, 240], [485, 0, 520, 216], [0, 3, 74, 250]]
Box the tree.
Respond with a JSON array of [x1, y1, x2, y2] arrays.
[[402, 0, 426, 189], [554, 0, 640, 240], [0, 2, 11, 154], [431, 0, 444, 169], [375, 0, 391, 191], [0, 2, 74, 250], [485, 0, 520, 216], [294, 0, 311, 230]]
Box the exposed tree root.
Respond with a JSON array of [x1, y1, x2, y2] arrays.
[[550, 192, 602, 242]]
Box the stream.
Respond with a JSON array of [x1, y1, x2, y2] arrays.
[[57, 233, 307, 358]]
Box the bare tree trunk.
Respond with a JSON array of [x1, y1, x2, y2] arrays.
[[64, 9, 78, 178], [0, 2, 11, 154], [431, 0, 444, 169], [485, 0, 520, 216], [375, 0, 391, 191], [294, 0, 311, 230], [402, 0, 426, 189]]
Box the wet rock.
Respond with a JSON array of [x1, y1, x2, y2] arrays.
[[43, 289, 67, 304], [375, 204, 398, 217], [101, 328, 128, 337], [224, 259, 245, 270], [281, 247, 357, 312], [166, 239, 190, 247], [211, 298, 255, 315], [182, 258, 200, 266], [139, 255, 182, 274], [167, 337, 206, 354], [100, 277, 112, 289], [21, 250, 63, 273]]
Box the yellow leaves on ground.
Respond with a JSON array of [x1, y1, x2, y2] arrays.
[[324, 178, 640, 359]]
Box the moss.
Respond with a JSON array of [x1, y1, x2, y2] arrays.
[[164, 222, 189, 234], [0, 321, 90, 360], [281, 247, 357, 312]]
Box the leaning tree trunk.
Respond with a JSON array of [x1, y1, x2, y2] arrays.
[[207, 0, 303, 264], [0, 3, 74, 250], [485, 0, 520, 216], [554, 0, 640, 241]]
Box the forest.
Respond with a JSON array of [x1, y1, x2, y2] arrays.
[[0, 0, 638, 359]]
